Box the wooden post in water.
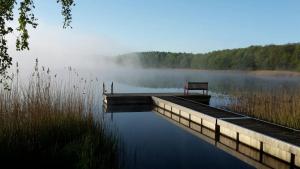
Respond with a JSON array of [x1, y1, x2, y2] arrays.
[[184, 80, 188, 95], [111, 82, 114, 94], [102, 83, 106, 94]]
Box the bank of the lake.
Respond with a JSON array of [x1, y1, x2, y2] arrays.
[[0, 62, 120, 169], [108, 68, 300, 130], [116, 43, 300, 71]]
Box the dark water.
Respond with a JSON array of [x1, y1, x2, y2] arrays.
[[99, 68, 300, 169], [105, 112, 253, 169]]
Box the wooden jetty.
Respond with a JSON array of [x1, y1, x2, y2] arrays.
[[103, 93, 211, 105], [103, 82, 210, 106], [102, 82, 300, 168], [154, 107, 293, 169]]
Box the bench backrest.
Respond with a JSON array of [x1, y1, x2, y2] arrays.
[[186, 82, 208, 90]]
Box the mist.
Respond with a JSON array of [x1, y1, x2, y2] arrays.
[[5, 23, 300, 95], [7, 23, 130, 73]]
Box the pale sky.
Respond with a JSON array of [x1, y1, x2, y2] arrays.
[[7, 0, 300, 69]]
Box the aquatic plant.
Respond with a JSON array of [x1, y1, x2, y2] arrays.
[[226, 88, 300, 130], [0, 60, 120, 169]]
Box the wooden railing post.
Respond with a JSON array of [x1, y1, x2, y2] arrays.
[[102, 83, 105, 94], [111, 82, 114, 94]]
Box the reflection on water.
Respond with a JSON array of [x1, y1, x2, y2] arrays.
[[154, 107, 293, 169], [99, 68, 300, 169], [102, 68, 300, 108], [105, 111, 253, 169], [108, 69, 300, 93], [103, 103, 296, 169]]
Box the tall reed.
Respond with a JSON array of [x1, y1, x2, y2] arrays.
[[0, 60, 120, 169], [226, 88, 300, 130]]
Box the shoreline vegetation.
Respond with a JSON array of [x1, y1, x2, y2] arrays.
[[121, 67, 300, 77], [116, 43, 300, 130], [116, 43, 300, 72], [0, 60, 120, 169], [186, 69, 300, 76], [226, 89, 300, 130], [244, 70, 300, 76]]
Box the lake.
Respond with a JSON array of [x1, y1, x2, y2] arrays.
[[97, 68, 300, 169]]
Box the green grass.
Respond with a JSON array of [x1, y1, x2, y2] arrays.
[[0, 61, 120, 169]]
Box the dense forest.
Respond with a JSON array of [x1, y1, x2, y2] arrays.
[[116, 43, 300, 71]]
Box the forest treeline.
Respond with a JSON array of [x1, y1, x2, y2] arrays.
[[116, 43, 300, 71]]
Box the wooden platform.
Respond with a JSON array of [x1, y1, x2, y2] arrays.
[[158, 96, 242, 118], [154, 107, 293, 169], [222, 118, 300, 147], [152, 96, 300, 168], [103, 92, 300, 167], [103, 93, 211, 105]]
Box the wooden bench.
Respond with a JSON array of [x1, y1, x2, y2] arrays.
[[184, 82, 208, 95]]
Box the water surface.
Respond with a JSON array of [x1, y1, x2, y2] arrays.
[[105, 112, 253, 169], [99, 68, 300, 169]]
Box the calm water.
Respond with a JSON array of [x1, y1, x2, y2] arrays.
[[105, 112, 253, 169], [101, 68, 300, 107], [106, 68, 300, 92], [98, 68, 300, 169]]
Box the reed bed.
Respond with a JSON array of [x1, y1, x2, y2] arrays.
[[0, 60, 120, 169], [226, 88, 300, 130]]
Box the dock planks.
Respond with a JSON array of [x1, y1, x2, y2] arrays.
[[158, 96, 300, 146], [103, 93, 211, 105], [103, 92, 300, 167], [151, 96, 300, 167], [223, 118, 300, 147], [157, 96, 242, 118]]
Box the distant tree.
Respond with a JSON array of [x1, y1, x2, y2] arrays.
[[117, 43, 300, 72], [0, 0, 75, 86]]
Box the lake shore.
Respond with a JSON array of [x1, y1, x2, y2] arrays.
[[245, 70, 300, 76], [142, 68, 300, 77]]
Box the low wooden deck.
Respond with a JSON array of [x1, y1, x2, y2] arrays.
[[103, 93, 211, 105], [103, 92, 300, 168], [223, 118, 300, 147], [157, 96, 300, 147], [158, 96, 242, 118], [152, 96, 300, 168], [154, 107, 293, 169]]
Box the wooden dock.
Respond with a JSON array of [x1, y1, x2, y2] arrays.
[[154, 106, 293, 169], [103, 93, 300, 168], [103, 93, 211, 105]]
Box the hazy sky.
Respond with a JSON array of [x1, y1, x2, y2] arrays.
[[36, 0, 300, 52], [8, 0, 300, 68]]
